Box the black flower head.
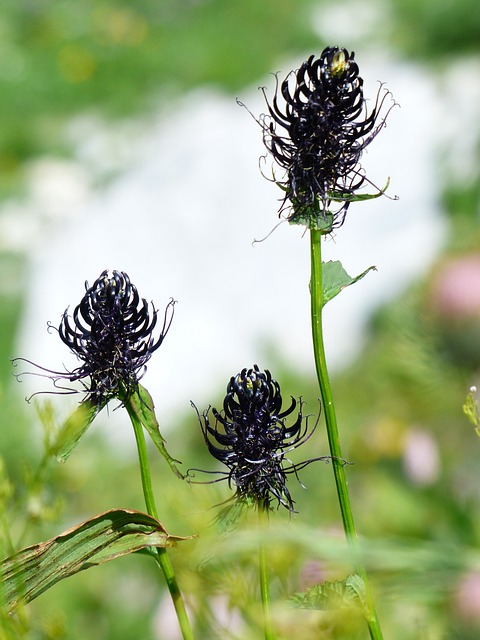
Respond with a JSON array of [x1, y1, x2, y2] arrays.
[[191, 365, 324, 512], [14, 270, 175, 407], [259, 46, 396, 231]]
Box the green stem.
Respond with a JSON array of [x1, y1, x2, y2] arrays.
[[125, 398, 194, 640], [258, 507, 275, 640], [309, 229, 383, 640]]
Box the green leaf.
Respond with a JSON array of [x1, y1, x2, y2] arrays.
[[288, 179, 395, 231], [1, 509, 191, 613], [53, 400, 102, 463], [463, 386, 480, 436], [328, 178, 394, 204], [345, 574, 368, 610], [215, 498, 252, 537], [322, 260, 377, 306], [126, 385, 184, 479], [289, 209, 335, 231], [291, 574, 367, 612]]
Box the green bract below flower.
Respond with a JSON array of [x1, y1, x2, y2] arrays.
[[259, 46, 396, 231], [191, 365, 327, 512], [13, 270, 175, 408]]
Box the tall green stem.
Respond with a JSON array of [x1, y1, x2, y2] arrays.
[[258, 507, 275, 640], [125, 398, 194, 640], [309, 229, 383, 640]]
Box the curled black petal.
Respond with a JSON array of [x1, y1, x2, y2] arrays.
[[191, 365, 323, 512], [13, 270, 175, 407], [258, 46, 396, 230]]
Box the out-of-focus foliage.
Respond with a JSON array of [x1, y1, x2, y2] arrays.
[[390, 0, 480, 57], [1, 0, 480, 638], [0, 0, 320, 193], [0, 255, 30, 467], [0, 0, 478, 193]]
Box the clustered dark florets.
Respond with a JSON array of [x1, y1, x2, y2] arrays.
[[193, 365, 320, 512], [260, 46, 395, 230], [58, 270, 174, 405], [14, 270, 174, 407]]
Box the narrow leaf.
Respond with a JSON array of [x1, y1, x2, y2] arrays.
[[328, 177, 394, 203], [215, 499, 251, 537], [291, 574, 366, 611], [127, 385, 184, 479], [53, 400, 102, 463], [288, 178, 394, 230], [463, 386, 480, 436], [1, 509, 191, 612], [322, 260, 376, 306]]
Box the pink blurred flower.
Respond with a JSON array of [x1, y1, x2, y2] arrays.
[[403, 428, 440, 486], [431, 255, 480, 320], [454, 571, 480, 622]]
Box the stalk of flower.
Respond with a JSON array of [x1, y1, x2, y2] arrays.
[[251, 46, 396, 640], [191, 365, 328, 640], [12, 269, 193, 639]]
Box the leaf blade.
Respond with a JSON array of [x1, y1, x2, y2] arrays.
[[322, 260, 376, 306], [53, 400, 101, 463], [128, 385, 184, 479], [1, 508, 191, 612]]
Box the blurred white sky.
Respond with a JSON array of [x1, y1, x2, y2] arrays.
[[9, 33, 479, 439]]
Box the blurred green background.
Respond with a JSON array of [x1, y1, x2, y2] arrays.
[[1, 0, 480, 638]]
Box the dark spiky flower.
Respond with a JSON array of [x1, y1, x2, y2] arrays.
[[14, 270, 175, 407], [258, 46, 396, 231], [192, 365, 324, 512]]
